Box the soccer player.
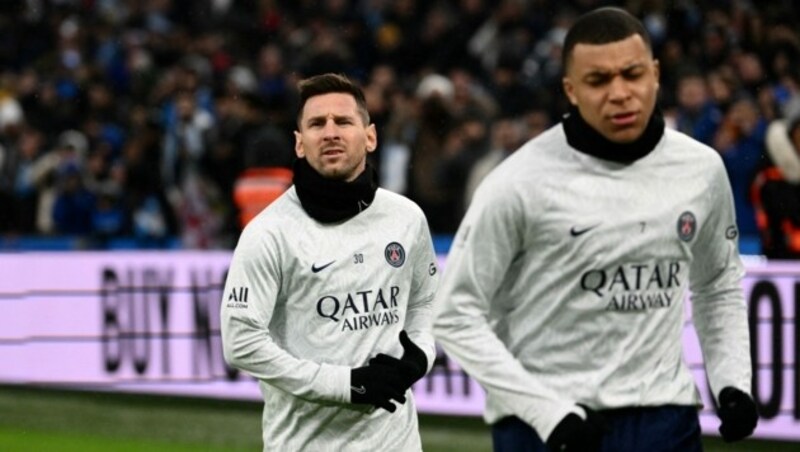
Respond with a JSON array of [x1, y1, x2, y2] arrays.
[[433, 7, 758, 452], [221, 73, 438, 451]]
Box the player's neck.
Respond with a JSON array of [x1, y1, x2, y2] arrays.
[[293, 158, 378, 223], [563, 106, 665, 164]]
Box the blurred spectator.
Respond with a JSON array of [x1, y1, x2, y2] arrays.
[[521, 107, 552, 141], [415, 2, 458, 72], [295, 20, 356, 77], [0, 71, 25, 226], [468, 0, 529, 75], [0, 0, 798, 250], [1, 125, 45, 233], [227, 90, 294, 232], [706, 65, 740, 114], [672, 68, 722, 146], [91, 189, 127, 242], [406, 73, 456, 233], [764, 43, 800, 108], [700, 23, 733, 70], [437, 111, 490, 231], [449, 67, 497, 122], [52, 161, 94, 235], [161, 89, 214, 190], [120, 109, 177, 246], [379, 75, 417, 194], [171, 170, 228, 249], [0, 79, 24, 134], [370, 0, 426, 76], [753, 98, 800, 259], [521, 9, 572, 96], [733, 50, 767, 98], [256, 43, 292, 115], [362, 63, 398, 176], [713, 96, 767, 238], [463, 115, 524, 208], [233, 167, 293, 229], [28, 131, 89, 235], [488, 55, 533, 117]]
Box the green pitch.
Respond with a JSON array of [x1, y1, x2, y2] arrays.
[[0, 386, 793, 451]]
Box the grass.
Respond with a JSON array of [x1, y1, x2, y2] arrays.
[[0, 387, 260, 452], [0, 386, 793, 451]]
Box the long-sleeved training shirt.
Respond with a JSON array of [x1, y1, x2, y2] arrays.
[[222, 186, 439, 451], [433, 124, 752, 441]]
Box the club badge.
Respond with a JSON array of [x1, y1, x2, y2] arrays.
[[677, 211, 697, 242], [385, 242, 406, 268]]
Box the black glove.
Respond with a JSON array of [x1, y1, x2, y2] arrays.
[[350, 361, 408, 413], [718, 386, 758, 442], [369, 330, 428, 389], [545, 405, 607, 452]]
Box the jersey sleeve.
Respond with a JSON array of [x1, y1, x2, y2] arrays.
[[220, 224, 350, 405], [404, 211, 439, 372], [689, 159, 752, 401], [433, 182, 580, 440]]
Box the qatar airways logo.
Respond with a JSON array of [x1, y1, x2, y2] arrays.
[[316, 286, 401, 331], [580, 261, 684, 312]]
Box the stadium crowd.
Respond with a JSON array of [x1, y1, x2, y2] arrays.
[[0, 0, 799, 256]]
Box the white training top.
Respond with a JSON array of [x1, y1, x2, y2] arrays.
[[221, 186, 439, 452], [433, 124, 752, 440]]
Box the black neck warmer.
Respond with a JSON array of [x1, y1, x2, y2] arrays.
[[563, 106, 665, 164], [293, 158, 378, 223]]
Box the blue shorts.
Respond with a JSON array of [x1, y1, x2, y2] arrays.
[[491, 405, 702, 452]]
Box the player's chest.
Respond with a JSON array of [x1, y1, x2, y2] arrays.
[[283, 223, 416, 290], [530, 172, 706, 259]]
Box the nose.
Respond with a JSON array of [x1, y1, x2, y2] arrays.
[[608, 76, 631, 103], [322, 119, 341, 140]]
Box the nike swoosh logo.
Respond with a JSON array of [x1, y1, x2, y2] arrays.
[[351, 385, 366, 394], [570, 225, 600, 237], [311, 260, 335, 273]]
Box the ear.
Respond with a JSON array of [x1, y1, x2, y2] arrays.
[[653, 59, 661, 91], [294, 131, 305, 158], [365, 124, 377, 154], [562, 76, 578, 106]]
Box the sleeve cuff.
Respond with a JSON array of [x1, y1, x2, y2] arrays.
[[318, 362, 352, 404]]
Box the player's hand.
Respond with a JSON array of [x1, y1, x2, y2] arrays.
[[545, 405, 607, 452], [718, 386, 758, 442], [369, 330, 428, 388], [350, 362, 407, 413]]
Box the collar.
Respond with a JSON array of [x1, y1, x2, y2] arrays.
[[292, 158, 378, 223], [563, 105, 665, 163]]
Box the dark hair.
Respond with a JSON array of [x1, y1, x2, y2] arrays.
[[296, 73, 370, 127], [562, 7, 652, 72]]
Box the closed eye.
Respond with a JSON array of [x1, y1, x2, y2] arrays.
[[586, 74, 612, 87], [584, 64, 647, 86], [622, 66, 645, 80]]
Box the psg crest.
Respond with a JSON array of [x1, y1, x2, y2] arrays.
[[677, 211, 697, 242], [385, 242, 406, 268]]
